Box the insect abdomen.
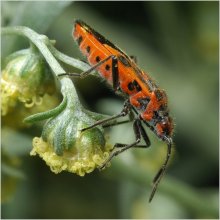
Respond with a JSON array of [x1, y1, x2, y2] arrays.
[[73, 23, 114, 82]]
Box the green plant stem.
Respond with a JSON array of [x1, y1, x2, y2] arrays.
[[1, 26, 83, 106], [110, 159, 218, 217], [48, 44, 93, 73], [2, 26, 97, 76], [2, 26, 63, 75]]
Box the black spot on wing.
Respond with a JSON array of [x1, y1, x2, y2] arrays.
[[128, 82, 135, 91], [133, 80, 142, 91], [76, 36, 83, 45], [96, 56, 100, 62], [127, 80, 142, 92], [86, 46, 91, 53], [105, 64, 110, 71]]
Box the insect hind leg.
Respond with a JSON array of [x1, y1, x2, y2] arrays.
[[99, 119, 151, 170]]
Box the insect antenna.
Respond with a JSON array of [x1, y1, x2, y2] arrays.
[[148, 138, 172, 202]]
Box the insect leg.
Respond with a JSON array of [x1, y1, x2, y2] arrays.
[[148, 138, 172, 203], [138, 119, 151, 146], [103, 119, 131, 128], [114, 119, 151, 148], [81, 99, 131, 132], [103, 111, 135, 128], [99, 119, 151, 169], [114, 144, 147, 148], [58, 55, 115, 78]]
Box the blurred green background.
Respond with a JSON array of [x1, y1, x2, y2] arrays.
[[1, 1, 219, 219]]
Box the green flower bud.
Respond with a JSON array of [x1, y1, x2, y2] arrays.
[[30, 88, 112, 176], [1, 45, 56, 116]]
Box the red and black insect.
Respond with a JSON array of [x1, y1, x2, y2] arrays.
[[60, 20, 174, 202]]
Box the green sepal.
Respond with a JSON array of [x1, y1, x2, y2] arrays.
[[23, 96, 67, 123]]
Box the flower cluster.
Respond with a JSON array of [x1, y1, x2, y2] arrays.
[[26, 78, 113, 176], [1, 46, 56, 116]]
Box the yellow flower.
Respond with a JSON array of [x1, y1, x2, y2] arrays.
[[2, 94, 60, 129], [1, 47, 56, 116], [31, 134, 112, 176], [29, 89, 113, 176]]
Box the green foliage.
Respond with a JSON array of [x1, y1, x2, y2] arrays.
[[2, 1, 71, 56]]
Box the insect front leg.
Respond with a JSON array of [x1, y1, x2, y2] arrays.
[[58, 55, 115, 78], [99, 119, 151, 170], [81, 99, 131, 132]]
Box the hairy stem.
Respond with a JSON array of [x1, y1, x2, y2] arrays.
[[1, 26, 84, 106]]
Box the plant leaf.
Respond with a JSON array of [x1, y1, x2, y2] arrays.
[[2, 1, 72, 56]]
